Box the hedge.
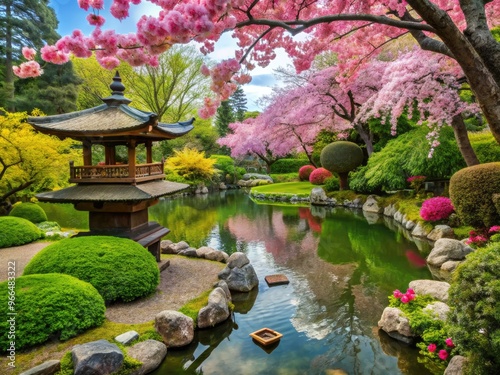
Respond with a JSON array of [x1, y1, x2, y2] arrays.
[[270, 158, 311, 174], [23, 236, 160, 303], [0, 216, 43, 248], [9, 203, 48, 224]]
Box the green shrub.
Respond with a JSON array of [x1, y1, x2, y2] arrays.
[[448, 243, 500, 374], [449, 162, 500, 228], [210, 154, 245, 183], [0, 216, 43, 248], [324, 176, 340, 192], [320, 141, 364, 190], [0, 273, 105, 351], [23, 236, 160, 303], [9, 202, 48, 223], [469, 131, 500, 163], [350, 126, 467, 194], [270, 158, 311, 174], [309, 167, 332, 185]]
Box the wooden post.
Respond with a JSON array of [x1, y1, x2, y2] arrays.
[[128, 140, 136, 181], [146, 141, 153, 164], [83, 142, 92, 166], [105, 145, 116, 165]]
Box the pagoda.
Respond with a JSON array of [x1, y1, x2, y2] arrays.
[[28, 72, 194, 261]]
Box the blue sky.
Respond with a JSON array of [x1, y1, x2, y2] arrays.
[[48, 0, 291, 111]]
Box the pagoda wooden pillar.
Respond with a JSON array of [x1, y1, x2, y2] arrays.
[[146, 141, 153, 164], [83, 141, 92, 166], [105, 145, 116, 165], [128, 140, 136, 179]]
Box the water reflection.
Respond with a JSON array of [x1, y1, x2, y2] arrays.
[[41, 190, 434, 374]]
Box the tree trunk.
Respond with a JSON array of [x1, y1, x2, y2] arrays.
[[4, 2, 15, 110], [338, 172, 349, 190], [451, 114, 480, 166], [355, 123, 374, 156]]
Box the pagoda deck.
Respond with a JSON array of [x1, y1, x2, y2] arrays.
[[69, 162, 165, 184]]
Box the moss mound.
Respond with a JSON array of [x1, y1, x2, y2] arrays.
[[449, 162, 500, 228], [0, 216, 43, 248], [23, 236, 160, 303], [9, 203, 48, 224], [0, 273, 105, 351]]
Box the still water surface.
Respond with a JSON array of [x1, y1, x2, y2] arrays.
[[41, 190, 434, 374]]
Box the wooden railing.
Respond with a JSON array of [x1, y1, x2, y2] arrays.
[[69, 162, 165, 183]]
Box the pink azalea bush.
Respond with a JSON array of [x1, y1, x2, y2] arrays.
[[465, 225, 500, 248], [309, 167, 332, 185], [407, 175, 426, 194], [298, 165, 316, 181], [420, 197, 454, 222], [392, 288, 416, 304]]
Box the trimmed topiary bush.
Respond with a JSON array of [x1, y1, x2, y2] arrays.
[[309, 167, 332, 185], [0, 273, 105, 351], [448, 243, 500, 374], [298, 165, 316, 181], [9, 202, 48, 223], [449, 162, 500, 228], [0, 216, 43, 248], [420, 197, 454, 222], [23, 236, 160, 303], [320, 141, 364, 190]]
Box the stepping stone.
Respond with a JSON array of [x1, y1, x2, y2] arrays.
[[265, 274, 289, 286]]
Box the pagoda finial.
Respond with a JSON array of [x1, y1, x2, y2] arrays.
[[110, 71, 125, 96], [102, 71, 132, 107]]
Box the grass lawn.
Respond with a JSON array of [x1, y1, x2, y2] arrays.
[[251, 181, 318, 196]]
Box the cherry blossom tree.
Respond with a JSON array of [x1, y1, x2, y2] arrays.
[[11, 1, 500, 146]]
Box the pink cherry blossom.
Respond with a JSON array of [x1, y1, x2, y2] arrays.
[[22, 47, 36, 60], [12, 61, 43, 78], [87, 14, 105, 27]]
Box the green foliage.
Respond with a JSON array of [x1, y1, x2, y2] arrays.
[[0, 216, 43, 248], [320, 141, 364, 173], [448, 243, 500, 374], [469, 131, 500, 163], [23, 236, 160, 303], [9, 202, 47, 223], [215, 100, 235, 137], [270, 158, 311, 173], [270, 173, 299, 183], [229, 86, 247, 122], [350, 126, 467, 194], [324, 176, 340, 192], [449, 162, 500, 228], [164, 147, 217, 184], [178, 289, 211, 325], [210, 154, 245, 183], [0, 274, 105, 351]]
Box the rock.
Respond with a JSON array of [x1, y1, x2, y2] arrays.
[[72, 340, 123, 375], [178, 248, 198, 257], [405, 220, 416, 231], [242, 173, 273, 182], [196, 246, 226, 262], [423, 301, 450, 322], [200, 186, 209, 194], [115, 330, 139, 345], [427, 239, 473, 268], [170, 241, 190, 253], [363, 211, 381, 224], [444, 355, 468, 375], [441, 260, 462, 273], [127, 340, 167, 375], [160, 240, 173, 254], [154, 310, 194, 348], [411, 223, 430, 238], [215, 280, 232, 302], [227, 252, 250, 269], [393, 211, 403, 224], [427, 225, 456, 241], [377, 307, 417, 344], [219, 182, 227, 190], [197, 287, 231, 329], [20, 360, 60, 375], [310, 187, 328, 205], [363, 195, 384, 213], [409, 280, 450, 302], [384, 204, 397, 217], [219, 263, 259, 292]]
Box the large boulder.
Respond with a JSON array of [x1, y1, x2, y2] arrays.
[[427, 225, 455, 241], [72, 340, 123, 375], [444, 355, 468, 375], [362, 195, 384, 213], [408, 280, 450, 303], [197, 287, 231, 329], [423, 301, 450, 322], [427, 239, 473, 268], [411, 223, 431, 238], [218, 253, 258, 292], [128, 340, 167, 375], [310, 187, 328, 206], [154, 310, 194, 348], [378, 307, 417, 344]]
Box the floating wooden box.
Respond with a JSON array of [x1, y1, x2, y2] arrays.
[[249, 328, 283, 346], [265, 274, 290, 286]]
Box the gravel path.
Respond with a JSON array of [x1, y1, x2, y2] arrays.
[[0, 242, 225, 324]]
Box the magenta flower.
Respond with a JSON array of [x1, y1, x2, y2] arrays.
[[406, 288, 415, 295], [445, 337, 454, 347], [400, 295, 409, 304], [393, 289, 403, 298], [438, 349, 449, 360], [428, 343, 437, 352], [406, 292, 415, 301], [489, 225, 500, 233]]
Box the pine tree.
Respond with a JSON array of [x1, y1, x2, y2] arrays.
[[215, 100, 235, 137], [229, 86, 247, 122], [0, 0, 60, 109]]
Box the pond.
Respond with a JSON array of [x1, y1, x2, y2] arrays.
[[40, 190, 435, 374]]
